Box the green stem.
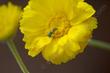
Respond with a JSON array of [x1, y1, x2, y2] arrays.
[[6, 39, 30, 73], [89, 39, 110, 50]]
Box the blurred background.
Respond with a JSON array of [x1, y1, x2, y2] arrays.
[[0, 0, 110, 73]]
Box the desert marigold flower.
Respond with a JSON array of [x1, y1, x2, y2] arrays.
[[0, 2, 21, 41], [20, 0, 97, 64]]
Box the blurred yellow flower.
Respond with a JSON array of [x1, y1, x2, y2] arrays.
[[20, 0, 97, 64], [0, 2, 22, 41]]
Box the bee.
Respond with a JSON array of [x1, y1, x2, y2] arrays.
[[48, 28, 57, 37]]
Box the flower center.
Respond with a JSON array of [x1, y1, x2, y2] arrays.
[[48, 14, 71, 38]]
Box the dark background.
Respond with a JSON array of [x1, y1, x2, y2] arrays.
[[0, 0, 110, 73]]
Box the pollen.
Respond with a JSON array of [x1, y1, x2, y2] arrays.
[[48, 13, 71, 38]]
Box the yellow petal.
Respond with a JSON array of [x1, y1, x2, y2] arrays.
[[28, 37, 52, 57], [60, 41, 81, 63], [42, 35, 81, 64], [71, 2, 95, 25], [68, 17, 97, 50], [42, 35, 68, 61], [20, 3, 51, 39], [29, 0, 84, 20], [50, 41, 80, 64]]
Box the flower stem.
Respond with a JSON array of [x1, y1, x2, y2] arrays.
[[89, 39, 110, 50], [6, 39, 30, 73]]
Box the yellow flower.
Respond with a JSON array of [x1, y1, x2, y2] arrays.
[[20, 0, 97, 64], [0, 2, 22, 41]]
